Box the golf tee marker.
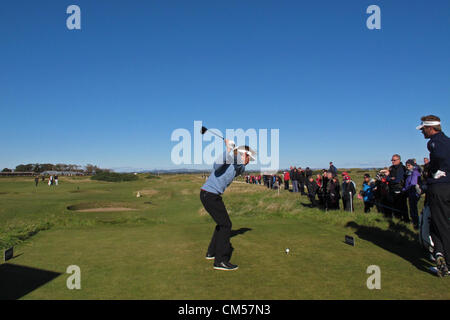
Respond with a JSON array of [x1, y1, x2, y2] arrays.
[[3, 247, 13, 263], [345, 235, 355, 246]]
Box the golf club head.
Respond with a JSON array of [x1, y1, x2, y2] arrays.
[[201, 126, 226, 140]]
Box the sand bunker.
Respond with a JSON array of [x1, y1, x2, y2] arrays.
[[137, 189, 159, 196], [67, 202, 137, 212]]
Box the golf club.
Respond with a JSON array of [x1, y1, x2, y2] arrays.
[[201, 126, 237, 149], [201, 126, 225, 141], [201, 126, 257, 160]]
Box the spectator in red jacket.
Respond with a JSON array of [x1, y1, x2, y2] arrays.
[[283, 171, 290, 190]]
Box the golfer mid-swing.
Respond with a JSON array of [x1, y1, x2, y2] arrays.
[[200, 139, 255, 271]]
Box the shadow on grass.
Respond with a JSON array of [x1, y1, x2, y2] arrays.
[[300, 202, 316, 209], [346, 220, 431, 273], [230, 228, 252, 238], [0, 263, 62, 300]]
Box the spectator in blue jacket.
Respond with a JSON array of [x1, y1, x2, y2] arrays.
[[361, 174, 375, 213]]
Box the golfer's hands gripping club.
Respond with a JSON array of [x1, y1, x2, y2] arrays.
[[224, 139, 236, 152]]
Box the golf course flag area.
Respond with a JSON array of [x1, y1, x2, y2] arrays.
[[1, 0, 450, 310]]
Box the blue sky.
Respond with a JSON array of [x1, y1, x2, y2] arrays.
[[1, 0, 449, 171]]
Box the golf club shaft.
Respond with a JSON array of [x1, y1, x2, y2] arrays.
[[208, 130, 225, 141]]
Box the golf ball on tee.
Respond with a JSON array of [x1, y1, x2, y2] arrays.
[[285, 248, 290, 254]]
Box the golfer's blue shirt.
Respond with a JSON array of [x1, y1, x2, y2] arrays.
[[201, 151, 246, 195]]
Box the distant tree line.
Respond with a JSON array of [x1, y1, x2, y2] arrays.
[[91, 171, 138, 182], [1, 163, 110, 174]]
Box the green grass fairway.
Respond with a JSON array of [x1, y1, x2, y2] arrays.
[[0, 173, 448, 299]]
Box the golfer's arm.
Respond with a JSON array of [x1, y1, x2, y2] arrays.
[[213, 150, 233, 170]]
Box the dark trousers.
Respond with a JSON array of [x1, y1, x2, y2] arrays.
[[200, 190, 233, 264], [364, 201, 372, 213], [284, 180, 289, 190], [407, 192, 419, 226], [308, 195, 317, 207], [379, 194, 393, 217], [391, 191, 409, 221], [343, 197, 352, 212], [317, 191, 324, 206], [327, 196, 339, 210], [299, 182, 306, 194], [428, 183, 450, 264]]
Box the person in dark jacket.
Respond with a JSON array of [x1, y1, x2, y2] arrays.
[[326, 173, 340, 210], [373, 170, 392, 217], [321, 170, 329, 190], [291, 167, 299, 193], [321, 170, 329, 208], [263, 174, 269, 188], [306, 176, 319, 207], [417, 115, 450, 277], [422, 157, 431, 187], [316, 174, 324, 207], [341, 175, 356, 212], [421, 157, 431, 206], [298, 168, 307, 195], [305, 167, 313, 179], [329, 162, 338, 177], [384, 154, 408, 221]]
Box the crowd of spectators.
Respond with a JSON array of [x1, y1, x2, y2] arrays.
[[243, 158, 426, 228], [242, 114, 450, 277]]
